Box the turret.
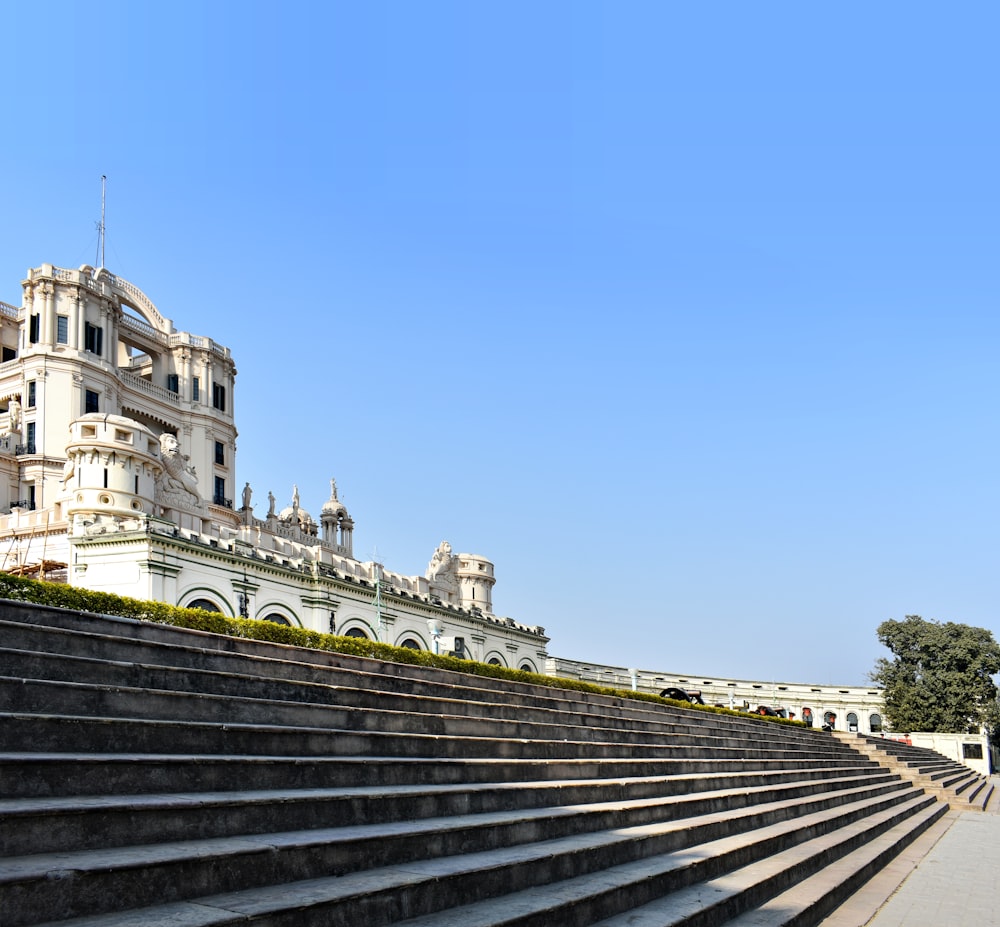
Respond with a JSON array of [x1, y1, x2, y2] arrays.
[[60, 414, 162, 528], [455, 553, 495, 614]]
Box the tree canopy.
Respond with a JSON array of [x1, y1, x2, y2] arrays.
[[871, 615, 1000, 734]]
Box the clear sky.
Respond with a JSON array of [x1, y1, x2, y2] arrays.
[[1, 2, 997, 686]]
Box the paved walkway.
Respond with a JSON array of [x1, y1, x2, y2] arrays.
[[822, 776, 1000, 927]]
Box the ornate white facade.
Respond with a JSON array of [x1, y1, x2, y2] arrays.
[[0, 263, 549, 670], [545, 657, 888, 735], [0, 261, 888, 722]]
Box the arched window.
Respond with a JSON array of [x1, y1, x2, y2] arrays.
[[847, 712, 859, 733], [801, 707, 814, 728], [399, 638, 421, 649], [187, 597, 222, 614], [870, 713, 883, 733], [344, 627, 369, 640], [519, 662, 535, 673], [262, 613, 290, 626], [488, 657, 503, 666], [824, 711, 837, 729]]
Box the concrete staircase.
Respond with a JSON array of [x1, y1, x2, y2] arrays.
[[833, 732, 994, 811], [0, 601, 949, 927]]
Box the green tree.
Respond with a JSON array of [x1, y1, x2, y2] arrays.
[[871, 615, 1000, 734]]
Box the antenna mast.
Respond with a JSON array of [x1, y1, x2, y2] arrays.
[[96, 175, 107, 269]]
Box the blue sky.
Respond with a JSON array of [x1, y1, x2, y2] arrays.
[[1, 2, 997, 685]]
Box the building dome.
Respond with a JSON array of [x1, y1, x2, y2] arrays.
[[279, 505, 315, 527], [321, 478, 348, 517]]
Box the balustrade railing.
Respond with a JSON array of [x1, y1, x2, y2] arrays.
[[118, 369, 181, 405], [120, 312, 167, 345], [15, 443, 36, 456]]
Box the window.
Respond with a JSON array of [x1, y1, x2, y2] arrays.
[[344, 627, 369, 640], [263, 613, 291, 626], [214, 441, 225, 465], [847, 712, 859, 733], [56, 316, 68, 344], [213, 475, 229, 507], [2, 347, 15, 362], [85, 390, 99, 414], [187, 598, 222, 614], [84, 322, 103, 356], [869, 713, 883, 733], [212, 382, 226, 411], [192, 377, 200, 401], [28, 314, 39, 344], [166, 374, 179, 394], [25, 422, 35, 453], [27, 483, 35, 510], [26, 381, 35, 408]]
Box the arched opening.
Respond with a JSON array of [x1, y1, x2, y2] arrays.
[[847, 711, 859, 733], [870, 713, 883, 733], [262, 613, 290, 626], [824, 711, 837, 729], [519, 662, 536, 674], [186, 597, 223, 614], [344, 627, 369, 640], [488, 657, 503, 666], [801, 707, 814, 728], [399, 638, 421, 649]]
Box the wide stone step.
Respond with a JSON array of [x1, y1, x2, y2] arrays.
[[0, 649, 858, 754], [387, 797, 944, 927], [8, 675, 809, 750], [5, 785, 930, 927], [2, 770, 905, 856], [1, 613, 886, 756], [0, 752, 879, 799], [0, 629, 860, 752], [0, 711, 884, 763], [0, 675, 865, 766], [721, 800, 948, 926]]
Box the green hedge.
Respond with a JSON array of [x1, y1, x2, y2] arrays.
[[0, 573, 810, 728]]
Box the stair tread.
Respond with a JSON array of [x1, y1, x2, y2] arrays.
[[2, 779, 912, 879], [25, 791, 937, 927]]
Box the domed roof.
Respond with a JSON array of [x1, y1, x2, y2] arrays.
[[321, 478, 348, 517], [279, 506, 315, 526]]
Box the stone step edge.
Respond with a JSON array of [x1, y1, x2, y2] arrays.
[[2, 777, 914, 877], [833, 733, 988, 811], [19, 789, 937, 927]]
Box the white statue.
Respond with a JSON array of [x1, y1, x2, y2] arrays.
[[158, 433, 200, 500], [427, 540, 454, 579]]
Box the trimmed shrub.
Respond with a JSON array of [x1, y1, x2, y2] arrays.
[[0, 573, 810, 728]]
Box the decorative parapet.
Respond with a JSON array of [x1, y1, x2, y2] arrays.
[[169, 331, 231, 360], [119, 369, 181, 405], [120, 312, 168, 346]]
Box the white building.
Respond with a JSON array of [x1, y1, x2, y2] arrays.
[[545, 657, 888, 735], [0, 263, 549, 670], [0, 260, 889, 729]]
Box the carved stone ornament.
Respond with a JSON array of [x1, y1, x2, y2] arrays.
[[155, 432, 203, 511]]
